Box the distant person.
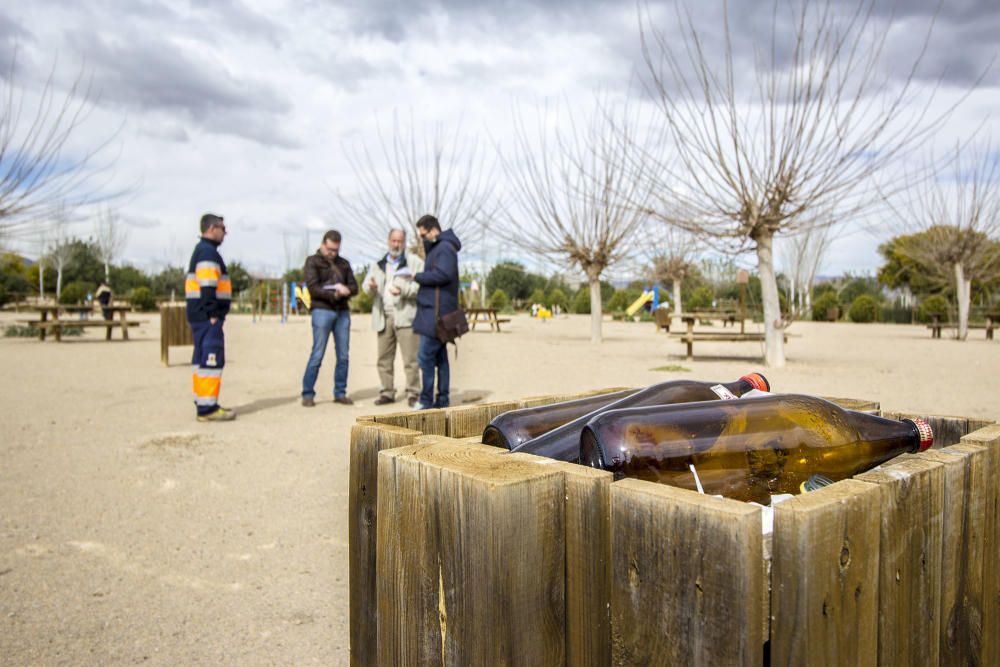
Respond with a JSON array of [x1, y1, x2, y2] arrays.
[[365, 228, 424, 407], [412, 214, 461, 409], [186, 213, 235, 422], [95, 281, 113, 320], [301, 230, 358, 407]]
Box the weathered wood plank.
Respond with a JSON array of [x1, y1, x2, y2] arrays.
[[516, 386, 633, 409], [771, 479, 881, 667], [610, 478, 763, 666], [348, 423, 421, 667], [960, 423, 1000, 667], [444, 400, 520, 438], [883, 411, 984, 448], [366, 408, 448, 435], [822, 396, 880, 415], [855, 457, 945, 666]]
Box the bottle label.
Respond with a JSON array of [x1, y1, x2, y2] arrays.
[[710, 384, 738, 400]]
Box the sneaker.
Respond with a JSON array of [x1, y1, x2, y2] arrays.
[[334, 396, 354, 405], [412, 402, 430, 410], [302, 397, 315, 407], [407, 396, 417, 408], [374, 396, 395, 406], [197, 407, 237, 422]]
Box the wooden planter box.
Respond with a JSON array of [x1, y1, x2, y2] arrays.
[[349, 392, 998, 666]]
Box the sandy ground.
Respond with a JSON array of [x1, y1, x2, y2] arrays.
[[0, 310, 997, 665]]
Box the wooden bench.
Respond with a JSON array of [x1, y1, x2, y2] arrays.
[[927, 315, 995, 340], [19, 318, 142, 342], [669, 331, 789, 360], [467, 308, 510, 332]]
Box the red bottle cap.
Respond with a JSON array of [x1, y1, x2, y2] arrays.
[[912, 418, 934, 451], [740, 373, 770, 392]]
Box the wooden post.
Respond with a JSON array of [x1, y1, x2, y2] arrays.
[[909, 445, 989, 666], [376, 440, 566, 666], [883, 411, 992, 448], [771, 479, 881, 666], [855, 457, 945, 666], [610, 479, 763, 666], [348, 422, 421, 667], [444, 400, 520, 438], [960, 424, 1000, 667], [366, 409, 448, 436], [160, 304, 193, 366]]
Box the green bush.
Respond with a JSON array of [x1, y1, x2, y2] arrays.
[[848, 295, 879, 323], [351, 290, 373, 314], [917, 294, 949, 322], [528, 288, 547, 306], [59, 281, 92, 305], [607, 289, 643, 313], [488, 288, 510, 311], [130, 286, 157, 311], [572, 288, 591, 314], [688, 286, 714, 310], [547, 288, 568, 311], [812, 292, 841, 321]]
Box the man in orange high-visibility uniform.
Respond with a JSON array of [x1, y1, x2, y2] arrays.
[[186, 213, 235, 422]]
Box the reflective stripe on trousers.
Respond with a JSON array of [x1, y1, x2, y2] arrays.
[[190, 319, 225, 416]]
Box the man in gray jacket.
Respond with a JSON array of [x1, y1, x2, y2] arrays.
[[365, 229, 424, 406]]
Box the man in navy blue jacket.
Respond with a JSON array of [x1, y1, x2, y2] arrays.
[[186, 213, 235, 421], [412, 214, 461, 409]]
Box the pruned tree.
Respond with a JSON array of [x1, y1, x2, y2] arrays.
[[883, 142, 1000, 339], [495, 99, 658, 343], [93, 206, 128, 282], [47, 209, 74, 302], [644, 224, 701, 317], [0, 52, 120, 242], [339, 112, 498, 258], [639, 0, 966, 366]]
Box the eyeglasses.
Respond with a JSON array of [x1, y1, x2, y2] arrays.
[[214, 225, 227, 233]]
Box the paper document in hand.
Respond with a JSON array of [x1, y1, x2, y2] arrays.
[[322, 283, 343, 290], [393, 267, 413, 279]]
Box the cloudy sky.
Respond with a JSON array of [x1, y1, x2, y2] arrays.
[[2, 0, 998, 279]]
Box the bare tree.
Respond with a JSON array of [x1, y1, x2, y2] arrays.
[[779, 223, 832, 318], [93, 206, 128, 282], [0, 52, 120, 242], [644, 224, 701, 318], [47, 209, 74, 302], [339, 112, 498, 258], [639, 0, 966, 366], [884, 143, 1000, 339], [496, 99, 658, 343]]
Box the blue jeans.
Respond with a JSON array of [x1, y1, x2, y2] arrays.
[[302, 309, 351, 399], [418, 335, 449, 408]]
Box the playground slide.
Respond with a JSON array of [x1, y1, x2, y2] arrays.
[[295, 284, 311, 310], [625, 290, 653, 317]]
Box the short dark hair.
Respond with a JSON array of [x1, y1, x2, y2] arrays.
[[415, 214, 440, 232], [200, 213, 224, 233], [322, 230, 342, 244]]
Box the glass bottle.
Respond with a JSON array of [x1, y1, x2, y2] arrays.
[[482, 389, 636, 449], [580, 394, 934, 504], [508, 373, 770, 463]]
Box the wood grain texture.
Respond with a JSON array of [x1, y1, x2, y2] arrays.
[[368, 408, 448, 435], [516, 387, 633, 409], [821, 396, 881, 415], [444, 400, 520, 438], [348, 423, 421, 667], [610, 478, 763, 666], [960, 424, 1000, 667], [855, 457, 944, 666], [771, 479, 881, 667], [883, 412, 994, 448]]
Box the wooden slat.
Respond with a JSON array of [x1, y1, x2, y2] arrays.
[[771, 479, 881, 667], [367, 408, 448, 435], [960, 424, 1000, 667], [610, 479, 763, 666], [516, 386, 633, 409], [508, 452, 614, 667], [376, 440, 566, 666], [855, 457, 945, 665], [348, 422, 421, 667], [822, 396, 880, 415], [911, 445, 989, 666], [444, 400, 520, 438], [883, 411, 988, 448]]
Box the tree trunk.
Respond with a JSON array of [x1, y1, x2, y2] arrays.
[[955, 262, 970, 341], [104, 261, 111, 283], [589, 276, 603, 343], [56, 266, 63, 303], [755, 232, 786, 367], [672, 280, 682, 318], [38, 264, 45, 301]]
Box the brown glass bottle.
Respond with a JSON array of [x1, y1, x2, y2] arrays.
[[580, 394, 934, 504], [507, 373, 770, 463], [482, 389, 636, 449]]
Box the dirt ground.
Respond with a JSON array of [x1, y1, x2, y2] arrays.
[[1, 311, 997, 665]]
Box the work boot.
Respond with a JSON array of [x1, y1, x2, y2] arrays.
[[197, 407, 237, 422], [334, 396, 354, 405], [374, 396, 395, 406], [302, 397, 315, 407]]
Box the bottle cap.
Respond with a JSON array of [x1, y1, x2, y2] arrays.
[[740, 373, 770, 392], [910, 418, 934, 451]]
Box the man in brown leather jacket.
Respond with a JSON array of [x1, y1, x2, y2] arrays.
[[301, 230, 358, 406]]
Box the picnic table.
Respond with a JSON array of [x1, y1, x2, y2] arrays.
[[466, 308, 511, 332], [670, 314, 787, 360], [20, 305, 141, 342]]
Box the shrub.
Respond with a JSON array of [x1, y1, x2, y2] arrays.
[[688, 286, 714, 310], [607, 288, 643, 314], [812, 292, 840, 321], [528, 288, 547, 306], [848, 295, 879, 323], [572, 288, 591, 314], [488, 288, 510, 311], [59, 281, 92, 305], [130, 286, 157, 311], [547, 288, 568, 311], [917, 294, 949, 322], [351, 288, 373, 314]]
